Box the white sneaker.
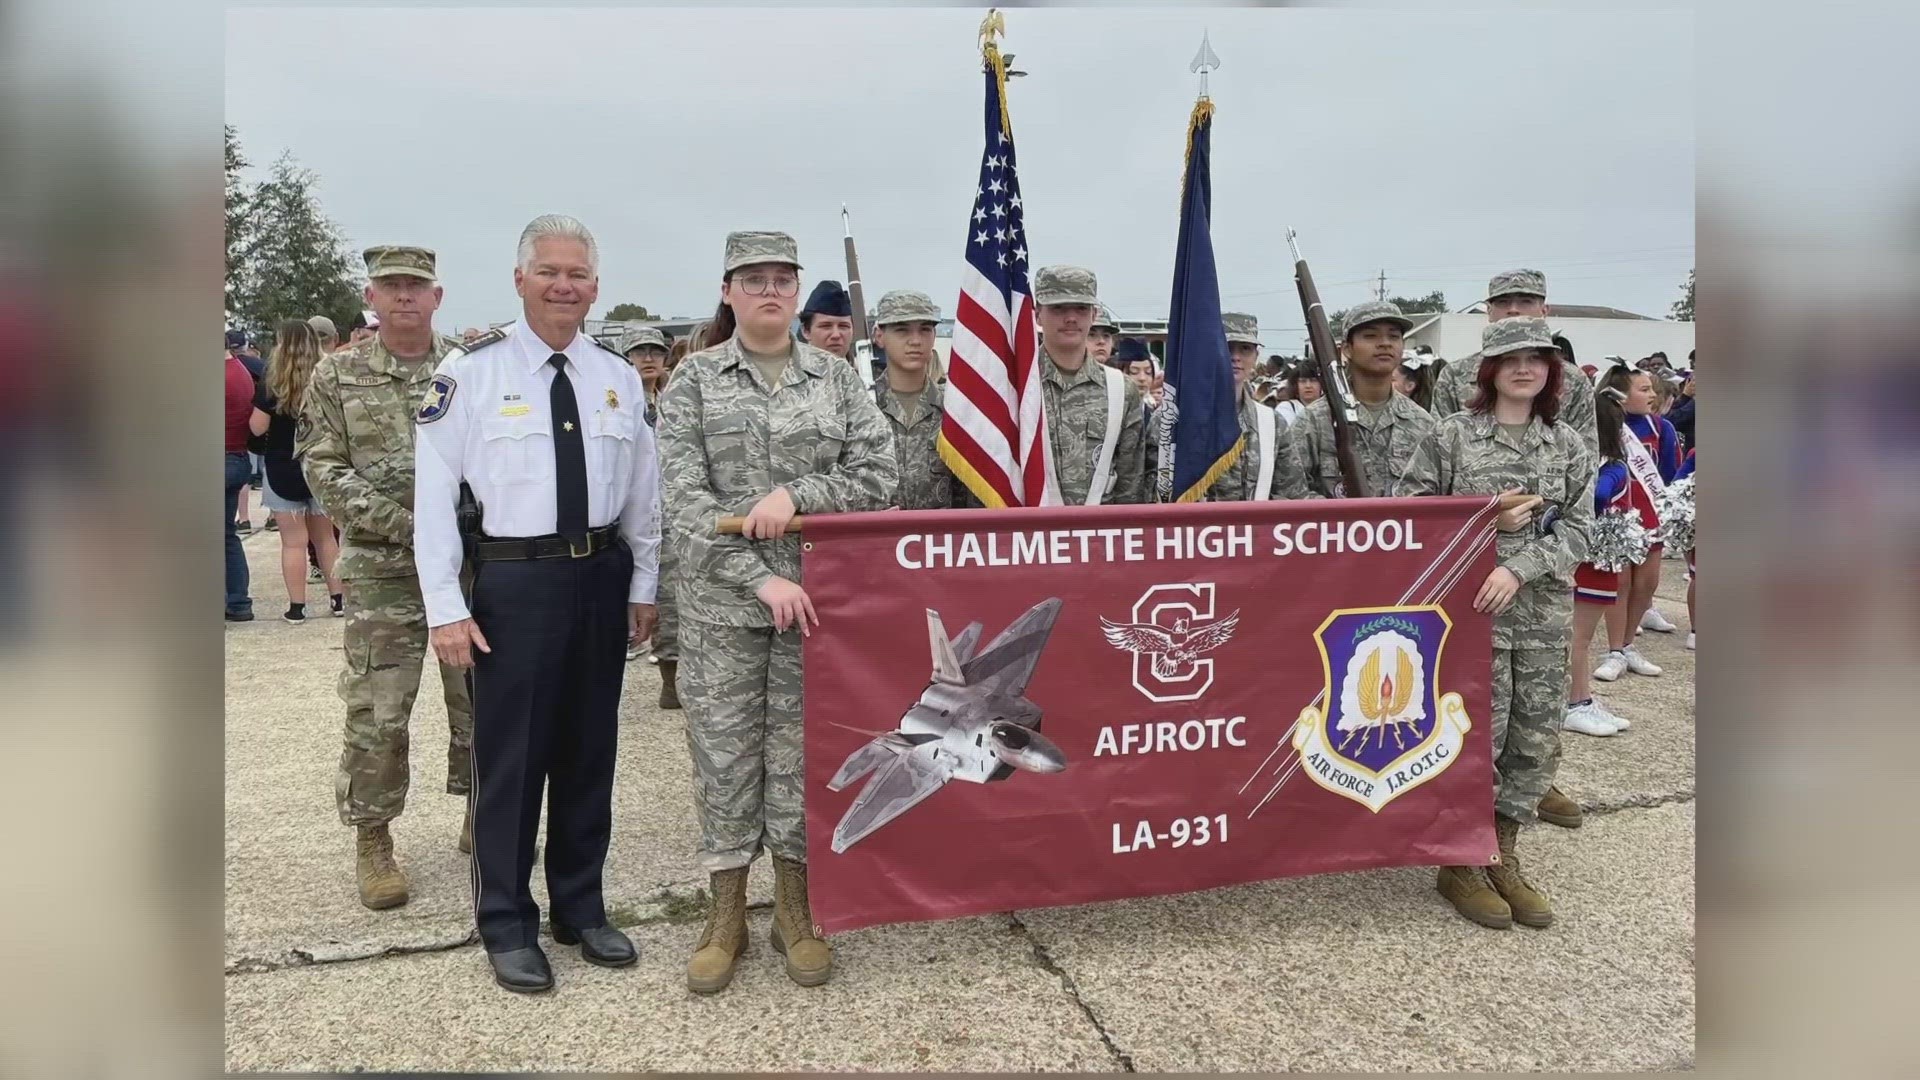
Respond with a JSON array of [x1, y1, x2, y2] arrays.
[[1686, 631, 1695, 651], [1591, 696, 1631, 731], [1563, 701, 1619, 737], [1641, 607, 1678, 633], [625, 644, 643, 662], [1593, 650, 1628, 682], [1623, 645, 1664, 677]]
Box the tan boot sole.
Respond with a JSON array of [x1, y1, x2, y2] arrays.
[[1537, 807, 1582, 829], [770, 922, 832, 987], [360, 888, 409, 911], [687, 943, 746, 994]]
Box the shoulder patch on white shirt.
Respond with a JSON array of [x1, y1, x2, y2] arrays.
[[416, 373, 457, 424]]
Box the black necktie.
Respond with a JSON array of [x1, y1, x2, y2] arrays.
[[548, 353, 589, 546]]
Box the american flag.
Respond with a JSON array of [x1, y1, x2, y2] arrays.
[[937, 59, 1058, 507]]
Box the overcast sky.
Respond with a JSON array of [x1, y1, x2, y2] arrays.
[[225, 6, 1694, 351]]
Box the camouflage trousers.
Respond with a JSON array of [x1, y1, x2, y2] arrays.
[[335, 572, 474, 827], [1491, 646, 1567, 824], [651, 536, 679, 661], [679, 617, 804, 871]]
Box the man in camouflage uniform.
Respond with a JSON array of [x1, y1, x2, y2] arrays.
[[870, 289, 958, 510], [1033, 266, 1147, 505], [620, 326, 682, 691], [1426, 271, 1594, 831], [658, 230, 898, 992], [1429, 269, 1598, 456], [297, 244, 473, 910], [1396, 317, 1595, 931], [1199, 312, 1308, 501], [1292, 300, 1437, 499]]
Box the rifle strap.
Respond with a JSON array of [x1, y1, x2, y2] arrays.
[[1087, 365, 1126, 506]]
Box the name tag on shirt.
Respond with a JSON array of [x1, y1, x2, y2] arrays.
[[499, 404, 532, 417]]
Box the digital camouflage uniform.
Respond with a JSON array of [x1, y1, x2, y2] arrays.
[[1428, 269, 1599, 460], [1292, 300, 1438, 500], [658, 237, 898, 871], [869, 289, 958, 511], [1033, 265, 1148, 505], [1206, 313, 1308, 502], [620, 326, 679, 661], [297, 256, 473, 827], [1394, 317, 1596, 825]]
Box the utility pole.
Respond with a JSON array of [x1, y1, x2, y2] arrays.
[[1376, 270, 1387, 301]]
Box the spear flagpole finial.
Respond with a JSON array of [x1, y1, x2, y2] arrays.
[[1189, 28, 1221, 99]]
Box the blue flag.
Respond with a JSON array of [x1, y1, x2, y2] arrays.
[[1157, 100, 1242, 503]]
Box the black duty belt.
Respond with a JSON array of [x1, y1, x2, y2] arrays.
[[473, 525, 622, 562]]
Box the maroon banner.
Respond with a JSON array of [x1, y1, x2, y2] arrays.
[[801, 496, 1501, 934]]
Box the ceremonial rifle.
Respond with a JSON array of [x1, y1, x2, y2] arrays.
[[842, 205, 872, 369], [1287, 228, 1369, 498]]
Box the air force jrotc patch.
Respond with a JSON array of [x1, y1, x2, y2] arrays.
[[416, 373, 457, 424], [1288, 606, 1472, 813]]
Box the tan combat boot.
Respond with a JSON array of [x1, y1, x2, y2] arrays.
[[658, 659, 682, 710], [770, 856, 832, 987], [686, 867, 749, 994], [1436, 865, 1512, 930], [1487, 817, 1554, 928], [355, 824, 410, 910], [1536, 785, 1583, 829]]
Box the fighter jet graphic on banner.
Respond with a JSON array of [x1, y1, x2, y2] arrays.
[[827, 597, 1068, 853]]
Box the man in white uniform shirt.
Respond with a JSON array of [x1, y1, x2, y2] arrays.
[[414, 214, 660, 994]]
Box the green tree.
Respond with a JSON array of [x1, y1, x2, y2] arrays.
[[229, 153, 363, 335], [1387, 290, 1447, 314], [225, 125, 253, 317], [1671, 268, 1694, 321], [604, 303, 654, 321]]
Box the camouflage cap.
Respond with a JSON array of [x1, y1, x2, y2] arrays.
[[363, 245, 437, 281], [723, 230, 803, 274], [1222, 311, 1261, 345], [1033, 265, 1098, 306], [1486, 268, 1547, 301], [307, 315, 337, 338], [874, 289, 941, 327], [1480, 315, 1559, 358], [1091, 303, 1119, 332], [1342, 299, 1414, 335], [619, 326, 669, 353]]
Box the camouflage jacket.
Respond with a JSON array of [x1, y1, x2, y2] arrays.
[[1292, 391, 1437, 499], [297, 333, 458, 580], [657, 333, 897, 628], [1395, 411, 1596, 650], [1430, 353, 1599, 460], [871, 375, 958, 511], [1042, 351, 1147, 505], [1205, 390, 1309, 502]]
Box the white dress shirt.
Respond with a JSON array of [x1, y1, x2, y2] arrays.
[[414, 320, 660, 627]]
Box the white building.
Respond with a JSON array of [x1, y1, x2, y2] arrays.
[[1405, 304, 1695, 367]]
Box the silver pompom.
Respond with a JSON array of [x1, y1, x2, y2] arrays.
[[1655, 477, 1696, 553], [1588, 508, 1654, 572]]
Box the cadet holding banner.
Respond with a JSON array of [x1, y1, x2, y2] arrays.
[[657, 229, 897, 995]]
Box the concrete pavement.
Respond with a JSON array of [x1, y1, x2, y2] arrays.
[[224, 518, 1694, 1071]]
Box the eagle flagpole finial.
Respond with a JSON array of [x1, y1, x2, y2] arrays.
[[979, 8, 1006, 52]]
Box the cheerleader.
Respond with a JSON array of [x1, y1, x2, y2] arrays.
[[1676, 447, 1696, 650], [1565, 361, 1635, 736], [1592, 365, 1679, 682]]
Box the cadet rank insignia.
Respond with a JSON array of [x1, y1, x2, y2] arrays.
[[416, 373, 456, 424]]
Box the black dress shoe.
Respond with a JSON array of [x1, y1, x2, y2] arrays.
[[552, 923, 636, 968], [487, 946, 554, 993]]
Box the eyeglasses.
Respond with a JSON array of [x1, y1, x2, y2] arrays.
[[736, 273, 800, 298]]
